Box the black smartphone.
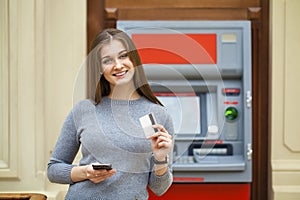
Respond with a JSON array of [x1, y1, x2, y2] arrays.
[[92, 164, 112, 170]]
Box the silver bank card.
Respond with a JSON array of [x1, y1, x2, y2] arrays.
[[139, 113, 159, 137]]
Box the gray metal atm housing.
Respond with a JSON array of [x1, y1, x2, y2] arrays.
[[118, 21, 252, 183]]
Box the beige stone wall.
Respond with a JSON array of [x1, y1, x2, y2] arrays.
[[271, 0, 300, 199], [1, 0, 300, 199], [0, 0, 86, 199]]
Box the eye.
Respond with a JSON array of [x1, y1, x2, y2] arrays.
[[119, 52, 128, 59], [102, 58, 113, 65]]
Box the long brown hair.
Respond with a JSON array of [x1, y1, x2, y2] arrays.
[[88, 28, 162, 106]]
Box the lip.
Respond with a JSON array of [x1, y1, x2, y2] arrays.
[[112, 70, 128, 78]]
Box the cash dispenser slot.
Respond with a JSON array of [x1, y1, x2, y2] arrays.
[[173, 142, 245, 172], [188, 143, 233, 156]]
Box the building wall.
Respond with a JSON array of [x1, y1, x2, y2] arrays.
[[0, 0, 86, 199], [0, 0, 300, 199], [270, 0, 300, 199]]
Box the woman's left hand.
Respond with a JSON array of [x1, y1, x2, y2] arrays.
[[147, 124, 173, 162]]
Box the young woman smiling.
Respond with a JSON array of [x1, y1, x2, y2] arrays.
[[47, 29, 174, 200]]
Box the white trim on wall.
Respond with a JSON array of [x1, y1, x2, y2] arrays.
[[0, 0, 19, 179], [0, 1, 86, 199], [271, 0, 300, 199]]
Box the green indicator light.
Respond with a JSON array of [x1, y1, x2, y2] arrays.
[[225, 107, 238, 121]]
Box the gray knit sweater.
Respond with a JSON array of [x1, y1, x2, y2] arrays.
[[47, 97, 174, 200]]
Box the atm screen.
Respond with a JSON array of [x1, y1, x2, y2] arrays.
[[157, 96, 201, 134]]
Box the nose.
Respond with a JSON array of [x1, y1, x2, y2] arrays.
[[114, 59, 122, 70]]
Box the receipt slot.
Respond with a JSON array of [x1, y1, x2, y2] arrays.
[[118, 21, 252, 200]]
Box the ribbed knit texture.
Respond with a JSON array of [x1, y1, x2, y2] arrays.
[[47, 97, 174, 200]]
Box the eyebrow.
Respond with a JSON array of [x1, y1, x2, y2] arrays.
[[101, 49, 127, 61], [119, 50, 127, 54]]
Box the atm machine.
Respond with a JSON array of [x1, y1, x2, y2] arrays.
[[118, 21, 252, 200]]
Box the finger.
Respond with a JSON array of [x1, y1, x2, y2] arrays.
[[148, 134, 172, 143], [94, 169, 116, 176], [147, 131, 171, 140], [153, 135, 171, 145], [155, 135, 171, 143], [94, 169, 108, 176], [152, 124, 166, 132], [157, 141, 172, 148], [95, 173, 110, 180], [91, 170, 116, 183], [98, 171, 115, 181], [156, 138, 172, 147]]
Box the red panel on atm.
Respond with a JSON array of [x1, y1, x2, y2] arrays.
[[148, 184, 250, 200], [132, 34, 217, 64]]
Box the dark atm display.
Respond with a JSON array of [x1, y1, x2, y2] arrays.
[[156, 94, 201, 134], [153, 84, 219, 139]]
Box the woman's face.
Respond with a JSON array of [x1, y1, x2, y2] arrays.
[[100, 39, 135, 88]]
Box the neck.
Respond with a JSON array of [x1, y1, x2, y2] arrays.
[[109, 83, 141, 100]]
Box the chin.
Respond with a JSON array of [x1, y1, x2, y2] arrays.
[[115, 79, 133, 86]]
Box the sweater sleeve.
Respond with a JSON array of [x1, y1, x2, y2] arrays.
[[47, 108, 81, 184], [148, 166, 173, 196], [148, 111, 174, 196]]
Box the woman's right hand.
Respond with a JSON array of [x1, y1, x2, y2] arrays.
[[86, 164, 116, 184], [70, 164, 116, 184]]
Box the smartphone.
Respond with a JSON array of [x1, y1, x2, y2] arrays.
[[139, 112, 159, 137], [92, 164, 112, 170]]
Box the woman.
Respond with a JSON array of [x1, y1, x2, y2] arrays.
[[47, 28, 174, 200]]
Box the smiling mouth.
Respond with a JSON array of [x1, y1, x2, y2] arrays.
[[113, 70, 128, 77]]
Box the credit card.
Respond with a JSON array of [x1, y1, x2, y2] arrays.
[[139, 113, 158, 137]]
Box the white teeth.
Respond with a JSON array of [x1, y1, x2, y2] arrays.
[[114, 71, 127, 76]]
